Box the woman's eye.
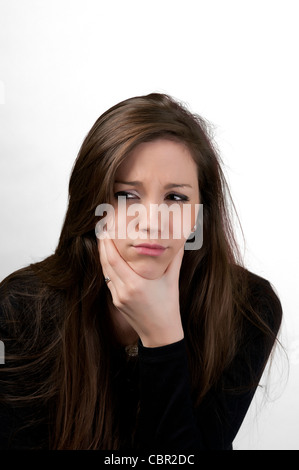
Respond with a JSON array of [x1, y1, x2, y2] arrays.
[[114, 191, 138, 200], [114, 191, 189, 202], [166, 193, 190, 202]]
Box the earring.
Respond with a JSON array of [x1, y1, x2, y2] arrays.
[[192, 224, 197, 232]]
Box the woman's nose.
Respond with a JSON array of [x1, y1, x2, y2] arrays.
[[136, 201, 158, 238], [137, 201, 174, 239]]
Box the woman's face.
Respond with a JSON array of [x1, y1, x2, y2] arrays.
[[110, 138, 200, 279]]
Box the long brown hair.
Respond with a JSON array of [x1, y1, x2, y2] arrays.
[[0, 93, 281, 449]]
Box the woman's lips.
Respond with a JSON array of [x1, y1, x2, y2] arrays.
[[133, 244, 167, 257]]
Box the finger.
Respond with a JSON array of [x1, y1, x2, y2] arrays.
[[99, 236, 138, 294], [98, 237, 117, 283], [98, 238, 121, 299], [102, 236, 137, 284], [98, 238, 111, 281], [98, 237, 109, 277]]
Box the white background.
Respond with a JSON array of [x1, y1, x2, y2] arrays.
[[0, 0, 298, 449]]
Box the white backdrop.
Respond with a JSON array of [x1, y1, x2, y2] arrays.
[[0, 0, 298, 450]]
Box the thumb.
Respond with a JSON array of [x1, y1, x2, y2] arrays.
[[164, 245, 185, 282]]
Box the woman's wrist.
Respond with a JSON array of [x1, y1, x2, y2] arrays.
[[140, 325, 184, 348]]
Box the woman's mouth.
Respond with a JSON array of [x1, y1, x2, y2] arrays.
[[133, 243, 167, 257]]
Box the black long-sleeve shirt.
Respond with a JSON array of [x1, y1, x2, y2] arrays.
[[0, 270, 282, 450]]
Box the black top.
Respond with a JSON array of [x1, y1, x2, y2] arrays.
[[0, 270, 282, 451]]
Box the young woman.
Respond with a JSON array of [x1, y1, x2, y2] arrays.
[[0, 93, 282, 450]]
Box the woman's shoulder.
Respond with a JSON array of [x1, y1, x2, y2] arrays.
[[230, 267, 283, 381], [1, 265, 41, 293], [1, 267, 36, 328], [221, 267, 283, 390], [0, 266, 62, 339], [241, 268, 283, 336]]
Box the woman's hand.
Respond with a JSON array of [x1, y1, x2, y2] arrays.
[[98, 236, 185, 348]]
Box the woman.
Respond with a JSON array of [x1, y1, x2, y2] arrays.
[[0, 93, 282, 450]]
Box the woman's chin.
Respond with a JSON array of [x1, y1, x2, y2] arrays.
[[127, 260, 167, 280]]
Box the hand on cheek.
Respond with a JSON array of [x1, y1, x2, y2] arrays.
[[98, 236, 185, 347]]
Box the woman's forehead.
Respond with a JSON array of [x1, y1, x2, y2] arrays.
[[115, 139, 197, 181]]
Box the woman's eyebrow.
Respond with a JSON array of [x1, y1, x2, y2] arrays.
[[164, 183, 193, 189], [114, 180, 193, 189]]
